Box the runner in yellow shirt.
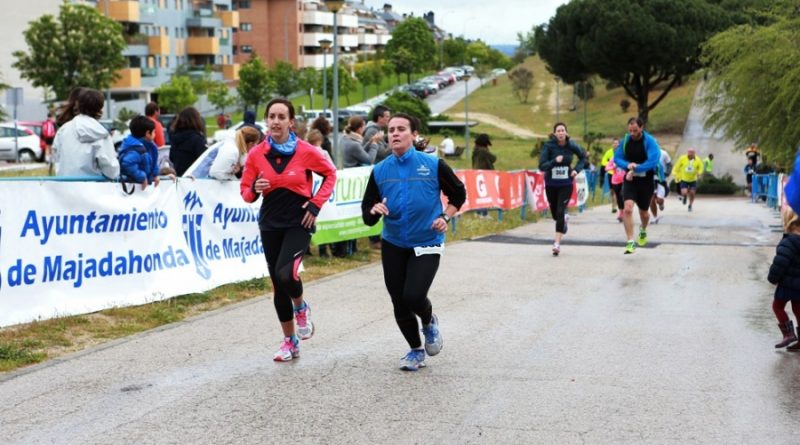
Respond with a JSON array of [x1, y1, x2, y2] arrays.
[[601, 140, 620, 212], [671, 147, 704, 211]]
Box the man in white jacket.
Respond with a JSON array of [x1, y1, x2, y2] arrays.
[[53, 89, 119, 179]]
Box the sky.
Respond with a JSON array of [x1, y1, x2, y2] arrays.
[[360, 0, 570, 45]]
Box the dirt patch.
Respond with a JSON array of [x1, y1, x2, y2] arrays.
[[449, 112, 549, 139]]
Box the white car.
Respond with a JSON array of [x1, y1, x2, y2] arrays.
[[0, 123, 42, 162], [211, 121, 267, 143]]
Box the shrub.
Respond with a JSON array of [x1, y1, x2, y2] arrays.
[[620, 99, 631, 113], [697, 174, 739, 195], [381, 92, 431, 131]]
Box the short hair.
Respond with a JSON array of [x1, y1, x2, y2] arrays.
[[145, 102, 160, 116], [129, 115, 156, 138], [627, 116, 645, 128], [77, 89, 105, 119], [265, 98, 295, 120], [389, 112, 419, 133], [311, 115, 331, 135], [170, 106, 205, 135], [371, 105, 391, 123], [553, 122, 567, 133], [307, 129, 324, 146], [345, 116, 365, 134]]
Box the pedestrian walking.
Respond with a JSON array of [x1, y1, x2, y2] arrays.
[[672, 147, 704, 211], [360, 112, 466, 371], [472, 133, 497, 218], [538, 122, 587, 256], [767, 207, 800, 349], [240, 98, 337, 362], [614, 117, 662, 254]]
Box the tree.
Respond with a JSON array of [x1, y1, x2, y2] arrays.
[[474, 64, 492, 86], [296, 67, 319, 109], [271, 61, 297, 98], [320, 64, 356, 107], [381, 92, 432, 131], [12, 3, 126, 100], [154, 76, 197, 113], [509, 67, 534, 103], [517, 26, 537, 56], [385, 17, 437, 83], [701, 11, 800, 168], [237, 56, 273, 113], [535, 0, 731, 123], [442, 38, 467, 67], [354, 63, 375, 101], [207, 82, 236, 114]]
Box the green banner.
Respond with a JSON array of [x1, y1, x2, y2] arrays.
[[312, 215, 382, 244]]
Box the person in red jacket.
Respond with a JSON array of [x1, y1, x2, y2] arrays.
[[240, 98, 337, 362]]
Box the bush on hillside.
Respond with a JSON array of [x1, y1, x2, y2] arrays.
[[697, 174, 738, 194], [381, 92, 431, 131], [620, 99, 631, 113]]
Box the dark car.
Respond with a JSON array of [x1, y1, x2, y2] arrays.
[[406, 84, 429, 99]]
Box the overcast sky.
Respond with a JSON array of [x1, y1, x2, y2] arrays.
[[360, 0, 569, 45]]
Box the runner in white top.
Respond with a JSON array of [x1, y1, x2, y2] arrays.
[[650, 148, 672, 224]]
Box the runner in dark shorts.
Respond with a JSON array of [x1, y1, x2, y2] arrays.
[[613, 117, 663, 254]]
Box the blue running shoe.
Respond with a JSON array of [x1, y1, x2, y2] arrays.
[[421, 314, 443, 356], [399, 349, 426, 371]]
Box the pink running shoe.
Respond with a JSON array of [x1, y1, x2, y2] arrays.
[[295, 303, 314, 340], [273, 337, 300, 362]]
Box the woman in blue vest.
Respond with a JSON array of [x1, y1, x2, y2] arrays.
[[361, 112, 466, 371]]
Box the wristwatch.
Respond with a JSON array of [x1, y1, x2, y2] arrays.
[[440, 213, 451, 223]]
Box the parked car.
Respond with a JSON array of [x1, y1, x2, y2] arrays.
[[491, 68, 508, 77], [0, 123, 42, 162], [406, 84, 429, 99], [443, 67, 465, 80]]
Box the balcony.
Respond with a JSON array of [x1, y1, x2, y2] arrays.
[[216, 11, 239, 28], [302, 10, 332, 26], [222, 63, 240, 81], [99, 1, 140, 23], [302, 55, 325, 69], [122, 44, 149, 57], [112, 68, 141, 88], [141, 67, 158, 77], [302, 32, 334, 47], [186, 37, 220, 55], [337, 34, 358, 48], [357, 33, 378, 46], [377, 34, 391, 45], [338, 13, 358, 28], [148, 35, 169, 55], [139, 2, 156, 23], [186, 14, 222, 29]]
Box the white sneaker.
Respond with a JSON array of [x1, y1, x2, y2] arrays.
[[295, 303, 314, 340]]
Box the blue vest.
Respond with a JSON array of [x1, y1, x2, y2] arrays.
[[373, 148, 443, 248]]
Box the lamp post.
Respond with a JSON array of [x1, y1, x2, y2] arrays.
[[463, 72, 472, 160], [324, 0, 345, 168], [319, 39, 332, 117]]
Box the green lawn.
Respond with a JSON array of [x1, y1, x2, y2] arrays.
[[444, 56, 698, 141]]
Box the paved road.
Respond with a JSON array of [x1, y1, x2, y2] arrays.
[[2, 196, 798, 443], [427, 76, 483, 116]]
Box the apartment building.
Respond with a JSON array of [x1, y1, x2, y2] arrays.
[[232, 0, 390, 70], [97, 0, 240, 100]]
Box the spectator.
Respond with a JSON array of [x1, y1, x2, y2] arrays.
[[342, 116, 376, 168], [472, 133, 496, 219], [294, 119, 308, 141], [52, 89, 119, 179], [745, 143, 760, 166], [210, 126, 262, 180], [311, 115, 334, 163], [41, 112, 56, 165], [703, 153, 714, 178], [307, 129, 334, 258], [169, 107, 207, 176], [439, 130, 455, 156], [118, 115, 164, 190], [363, 104, 391, 163], [55, 87, 87, 128], [144, 102, 165, 148], [216, 113, 226, 129]]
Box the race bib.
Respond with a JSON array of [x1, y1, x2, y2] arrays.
[[552, 166, 569, 180], [414, 243, 445, 256], [685, 164, 694, 172]]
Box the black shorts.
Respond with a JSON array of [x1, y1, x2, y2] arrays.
[[679, 181, 697, 191], [622, 176, 655, 210]]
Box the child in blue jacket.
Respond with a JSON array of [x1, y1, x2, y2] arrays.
[[119, 115, 161, 190]]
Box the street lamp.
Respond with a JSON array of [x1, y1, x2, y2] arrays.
[[319, 39, 332, 117], [324, 0, 345, 168], [463, 72, 472, 160]]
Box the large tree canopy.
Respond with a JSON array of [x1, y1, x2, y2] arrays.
[[701, 7, 800, 168], [535, 0, 731, 123], [12, 3, 126, 100], [237, 55, 273, 113], [384, 17, 436, 83]]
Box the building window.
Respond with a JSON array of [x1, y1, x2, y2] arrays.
[[233, 46, 238, 55], [241, 45, 252, 54], [238, 1, 251, 9], [240, 23, 252, 32]]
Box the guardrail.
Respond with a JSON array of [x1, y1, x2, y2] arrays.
[[752, 173, 779, 209]]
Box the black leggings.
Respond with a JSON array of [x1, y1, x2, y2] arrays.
[[381, 240, 440, 349], [611, 183, 624, 210], [546, 185, 572, 234], [261, 228, 311, 323]]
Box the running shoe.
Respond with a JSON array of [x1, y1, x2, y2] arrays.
[[399, 349, 426, 371], [295, 302, 314, 340], [682, 196, 687, 205], [563, 214, 569, 234], [273, 336, 300, 362], [421, 314, 443, 356], [617, 210, 623, 222], [637, 228, 648, 247], [652, 215, 660, 224], [552, 243, 560, 256], [612, 207, 618, 213], [658, 201, 665, 211], [688, 204, 693, 212], [624, 240, 636, 254]]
